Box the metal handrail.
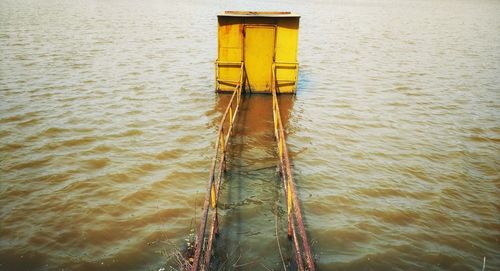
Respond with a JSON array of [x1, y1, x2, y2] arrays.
[[274, 61, 299, 65], [215, 61, 243, 65], [272, 63, 315, 271], [273, 61, 299, 93], [191, 61, 311, 270], [191, 62, 244, 271], [215, 61, 245, 92]]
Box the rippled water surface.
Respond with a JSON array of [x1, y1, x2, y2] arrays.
[[1, 0, 499, 270]]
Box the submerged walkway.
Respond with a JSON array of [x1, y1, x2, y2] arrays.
[[212, 96, 289, 269], [190, 67, 315, 270]]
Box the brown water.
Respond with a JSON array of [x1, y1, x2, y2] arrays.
[[1, 0, 499, 270]]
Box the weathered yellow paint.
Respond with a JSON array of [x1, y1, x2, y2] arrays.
[[216, 11, 300, 94], [244, 26, 275, 92], [210, 183, 216, 208]]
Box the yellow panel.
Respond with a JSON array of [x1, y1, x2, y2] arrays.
[[275, 18, 299, 93], [218, 20, 242, 61], [244, 26, 275, 93], [275, 18, 299, 63], [217, 17, 243, 92]]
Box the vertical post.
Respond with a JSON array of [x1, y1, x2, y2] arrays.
[[229, 106, 233, 126], [294, 63, 299, 93], [210, 183, 216, 209], [214, 207, 219, 235], [214, 62, 218, 92], [279, 136, 284, 160], [287, 178, 293, 237], [219, 130, 225, 155]]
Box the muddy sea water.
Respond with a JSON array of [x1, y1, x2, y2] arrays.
[[1, 0, 499, 270]]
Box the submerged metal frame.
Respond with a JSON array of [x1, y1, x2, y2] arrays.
[[272, 65, 315, 271], [191, 63, 244, 271], [190, 63, 315, 271]]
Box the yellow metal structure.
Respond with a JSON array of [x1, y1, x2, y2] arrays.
[[216, 11, 300, 94], [190, 12, 315, 271]]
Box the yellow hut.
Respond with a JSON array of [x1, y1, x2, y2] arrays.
[[215, 11, 300, 94]]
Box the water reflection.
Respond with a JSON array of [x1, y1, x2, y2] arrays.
[[210, 94, 297, 269]]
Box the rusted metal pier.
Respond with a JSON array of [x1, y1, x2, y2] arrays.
[[190, 65, 315, 271], [189, 11, 314, 271]]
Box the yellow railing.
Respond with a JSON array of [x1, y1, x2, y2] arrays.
[[274, 62, 299, 93], [272, 64, 315, 271], [191, 62, 244, 271], [191, 62, 313, 270], [214, 61, 244, 92]]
